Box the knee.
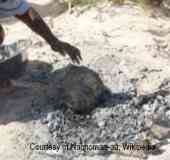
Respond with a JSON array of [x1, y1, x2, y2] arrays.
[[0, 25, 5, 45]]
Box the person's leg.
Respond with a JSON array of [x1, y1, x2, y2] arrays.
[[0, 25, 15, 95]]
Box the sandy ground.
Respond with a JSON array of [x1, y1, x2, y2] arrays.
[[0, 0, 170, 160]]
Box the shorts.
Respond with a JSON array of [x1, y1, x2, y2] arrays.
[[0, 0, 30, 18]]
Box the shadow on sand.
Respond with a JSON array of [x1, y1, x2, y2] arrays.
[[0, 60, 132, 124]]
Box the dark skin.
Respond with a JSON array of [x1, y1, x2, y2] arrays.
[[15, 7, 82, 64], [0, 7, 82, 64]]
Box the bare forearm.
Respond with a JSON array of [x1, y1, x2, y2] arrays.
[[15, 7, 82, 64], [15, 7, 57, 45]]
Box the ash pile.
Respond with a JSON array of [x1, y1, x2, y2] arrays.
[[31, 55, 170, 159]]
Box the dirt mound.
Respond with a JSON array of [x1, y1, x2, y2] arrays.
[[47, 64, 108, 114]]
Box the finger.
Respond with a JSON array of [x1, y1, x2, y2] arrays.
[[70, 54, 80, 64], [73, 52, 81, 64], [78, 52, 83, 61], [74, 58, 80, 64], [74, 55, 81, 64], [70, 56, 78, 64], [60, 49, 66, 56], [63, 45, 81, 64], [75, 48, 82, 61]]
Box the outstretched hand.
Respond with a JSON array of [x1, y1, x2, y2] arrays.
[[50, 39, 82, 64], [15, 7, 82, 64]]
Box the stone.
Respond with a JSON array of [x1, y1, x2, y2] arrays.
[[165, 110, 170, 119], [97, 120, 105, 128], [161, 0, 170, 16], [162, 0, 170, 9], [150, 124, 170, 140], [44, 111, 65, 133]]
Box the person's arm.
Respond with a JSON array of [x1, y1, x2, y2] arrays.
[[0, 25, 5, 45], [15, 7, 82, 64]]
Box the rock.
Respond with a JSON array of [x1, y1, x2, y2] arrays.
[[145, 118, 153, 129], [48, 120, 62, 133], [162, 0, 170, 10], [43, 111, 65, 133], [161, 0, 170, 16], [152, 99, 159, 112], [47, 64, 108, 114], [143, 104, 151, 112], [165, 110, 170, 120], [97, 120, 106, 128], [164, 95, 170, 106], [150, 124, 170, 140], [46, 112, 59, 122]]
